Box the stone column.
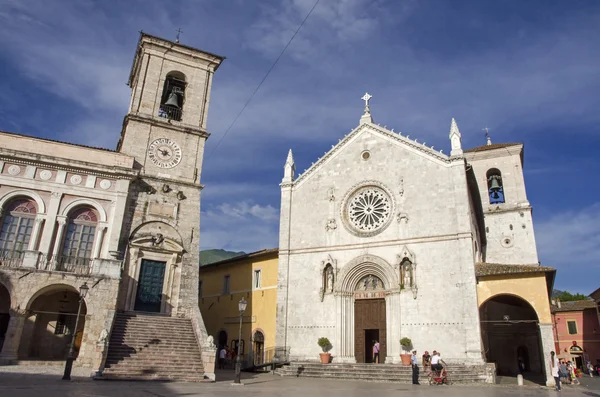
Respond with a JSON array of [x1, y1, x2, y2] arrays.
[[51, 216, 68, 259], [92, 223, 108, 259], [28, 216, 45, 251], [539, 323, 557, 387], [38, 192, 62, 255], [0, 313, 26, 363]]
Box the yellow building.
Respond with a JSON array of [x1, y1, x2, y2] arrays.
[[199, 248, 278, 367]]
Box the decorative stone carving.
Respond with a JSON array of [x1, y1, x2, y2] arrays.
[[152, 233, 164, 246], [325, 218, 337, 231], [39, 170, 52, 180], [327, 187, 335, 201], [326, 267, 334, 293], [8, 165, 21, 176], [70, 174, 82, 185], [397, 212, 409, 224], [399, 177, 404, 197], [397, 246, 417, 298], [320, 255, 337, 302], [356, 274, 384, 291], [99, 179, 112, 190], [341, 182, 395, 237], [205, 335, 216, 349], [98, 329, 109, 344]]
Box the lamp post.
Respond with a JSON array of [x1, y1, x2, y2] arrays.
[[62, 282, 89, 380], [234, 297, 247, 384]]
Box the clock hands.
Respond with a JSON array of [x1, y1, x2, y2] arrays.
[[159, 148, 171, 157]]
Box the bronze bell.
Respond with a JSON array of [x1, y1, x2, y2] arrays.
[[489, 177, 501, 199], [164, 90, 180, 108], [489, 177, 501, 191]]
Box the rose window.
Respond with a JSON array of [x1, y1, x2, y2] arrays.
[[347, 187, 391, 232]]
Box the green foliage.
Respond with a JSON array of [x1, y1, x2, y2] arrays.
[[400, 337, 412, 347], [555, 291, 589, 301], [318, 337, 332, 352]]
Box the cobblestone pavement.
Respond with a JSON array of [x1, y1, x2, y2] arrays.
[[0, 366, 598, 397]]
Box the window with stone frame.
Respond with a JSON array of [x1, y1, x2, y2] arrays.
[[61, 207, 98, 263], [567, 320, 578, 335], [0, 198, 37, 256]]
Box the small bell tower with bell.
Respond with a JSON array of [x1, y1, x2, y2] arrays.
[[115, 32, 224, 324]]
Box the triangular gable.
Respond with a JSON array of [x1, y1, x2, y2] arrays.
[[293, 122, 451, 188]]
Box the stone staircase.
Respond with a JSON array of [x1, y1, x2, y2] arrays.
[[99, 312, 205, 382], [275, 362, 491, 384]]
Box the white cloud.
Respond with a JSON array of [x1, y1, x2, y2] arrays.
[[536, 203, 600, 293], [200, 201, 280, 252]]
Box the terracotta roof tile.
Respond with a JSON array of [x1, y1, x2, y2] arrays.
[[464, 143, 521, 153], [475, 262, 555, 277], [551, 300, 597, 313], [200, 248, 278, 268]]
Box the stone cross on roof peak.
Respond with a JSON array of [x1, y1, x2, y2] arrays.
[[359, 92, 374, 124]]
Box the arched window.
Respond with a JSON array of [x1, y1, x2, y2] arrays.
[[61, 207, 98, 264], [0, 199, 37, 257], [158, 71, 186, 121], [486, 168, 505, 204]]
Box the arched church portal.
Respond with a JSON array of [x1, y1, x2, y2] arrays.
[[354, 275, 386, 363], [335, 255, 399, 363], [480, 294, 543, 377]]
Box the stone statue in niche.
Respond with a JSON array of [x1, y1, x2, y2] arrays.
[[401, 260, 413, 288], [327, 267, 334, 293]]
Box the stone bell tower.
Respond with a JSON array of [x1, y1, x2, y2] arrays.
[[116, 32, 224, 319]]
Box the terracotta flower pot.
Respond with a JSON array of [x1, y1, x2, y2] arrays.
[[400, 353, 412, 366], [320, 353, 331, 364]]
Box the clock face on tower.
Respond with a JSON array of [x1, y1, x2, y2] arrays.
[[148, 138, 182, 169]]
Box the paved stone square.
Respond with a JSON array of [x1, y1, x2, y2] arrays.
[[0, 366, 598, 397]]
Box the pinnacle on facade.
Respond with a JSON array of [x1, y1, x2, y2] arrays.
[[282, 148, 295, 183], [449, 118, 463, 156]]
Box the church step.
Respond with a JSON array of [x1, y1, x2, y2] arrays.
[[99, 372, 206, 382], [277, 367, 484, 375], [276, 371, 487, 383], [103, 313, 205, 381]]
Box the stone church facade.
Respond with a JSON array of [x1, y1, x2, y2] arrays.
[[276, 98, 556, 385], [0, 33, 222, 379]]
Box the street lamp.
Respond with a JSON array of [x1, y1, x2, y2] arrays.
[[234, 297, 247, 384], [62, 282, 89, 380]]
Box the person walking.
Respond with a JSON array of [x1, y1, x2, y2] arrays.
[[218, 346, 226, 370], [422, 351, 431, 371], [411, 350, 420, 385], [551, 351, 561, 391], [373, 340, 380, 364]]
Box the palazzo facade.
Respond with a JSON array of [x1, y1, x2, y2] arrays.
[[276, 99, 556, 385], [0, 33, 223, 378]]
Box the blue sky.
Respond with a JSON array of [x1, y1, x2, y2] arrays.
[[0, 0, 598, 293]]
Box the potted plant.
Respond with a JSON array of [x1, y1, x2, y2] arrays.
[[400, 337, 412, 366], [317, 337, 332, 364]]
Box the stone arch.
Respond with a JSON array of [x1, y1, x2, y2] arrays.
[[0, 190, 46, 214], [337, 254, 398, 293], [130, 221, 183, 247], [479, 293, 542, 377], [24, 283, 86, 311], [61, 198, 107, 223], [21, 283, 88, 360]]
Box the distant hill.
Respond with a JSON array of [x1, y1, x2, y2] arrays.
[[200, 249, 245, 266]]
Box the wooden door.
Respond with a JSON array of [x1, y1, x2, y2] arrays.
[[134, 260, 166, 312], [354, 298, 386, 363]]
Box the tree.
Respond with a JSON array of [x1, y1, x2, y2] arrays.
[[555, 291, 589, 301]]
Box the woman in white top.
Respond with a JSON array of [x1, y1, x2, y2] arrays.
[[551, 351, 561, 391]]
